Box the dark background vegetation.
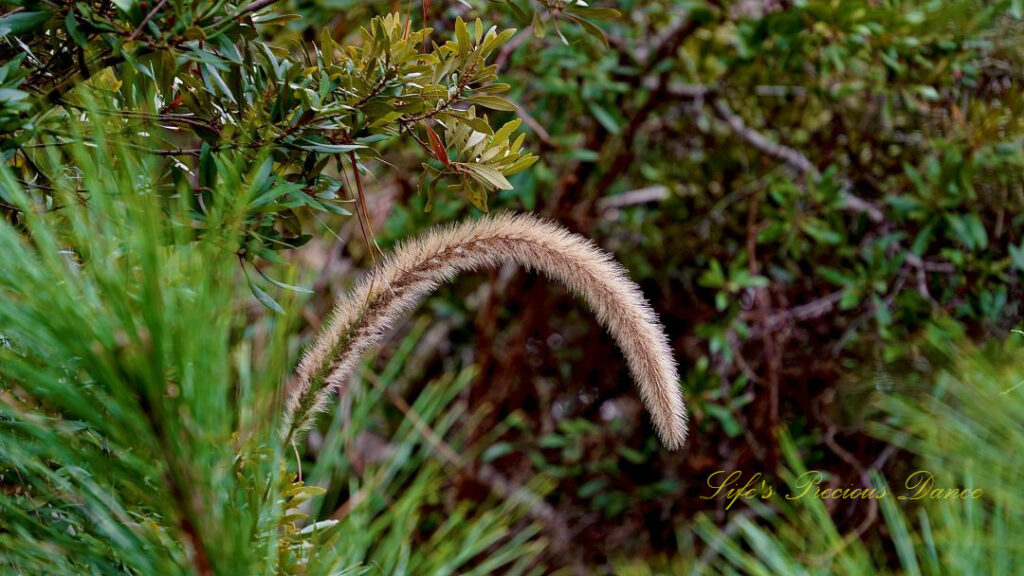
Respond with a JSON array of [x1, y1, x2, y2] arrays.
[[1, 0, 1021, 573], [292, 1, 1023, 571]]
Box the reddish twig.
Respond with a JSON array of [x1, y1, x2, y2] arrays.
[[127, 0, 170, 41]]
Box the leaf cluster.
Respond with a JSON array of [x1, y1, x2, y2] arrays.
[[1, 2, 537, 263]]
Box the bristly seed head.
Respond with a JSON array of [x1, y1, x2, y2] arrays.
[[283, 212, 688, 450]]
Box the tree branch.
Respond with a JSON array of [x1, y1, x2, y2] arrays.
[[710, 97, 817, 176], [127, 0, 170, 42], [706, 95, 886, 223], [597, 185, 669, 210]]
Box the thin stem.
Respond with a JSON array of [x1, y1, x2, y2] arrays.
[[127, 0, 170, 42]]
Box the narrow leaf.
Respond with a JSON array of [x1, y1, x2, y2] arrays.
[[425, 124, 450, 166]]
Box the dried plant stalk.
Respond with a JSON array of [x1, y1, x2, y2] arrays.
[[283, 212, 688, 449]]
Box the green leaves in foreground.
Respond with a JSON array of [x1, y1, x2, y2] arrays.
[[0, 137, 544, 573]]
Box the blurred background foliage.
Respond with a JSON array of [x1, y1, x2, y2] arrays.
[[1, 0, 1022, 573]]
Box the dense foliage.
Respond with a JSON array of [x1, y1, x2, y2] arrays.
[[380, 0, 1021, 568], [0, 140, 545, 572], [1, 0, 1022, 573], [1, 0, 535, 263]]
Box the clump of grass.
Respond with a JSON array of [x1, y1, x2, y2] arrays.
[[681, 342, 1024, 575], [0, 136, 547, 574]]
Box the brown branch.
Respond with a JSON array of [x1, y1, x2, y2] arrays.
[[127, 0, 170, 42], [809, 426, 880, 564], [514, 100, 552, 147], [493, 29, 529, 71], [347, 151, 380, 264], [597, 186, 669, 211], [61, 104, 217, 132], [566, 70, 675, 227], [746, 190, 780, 469], [637, 12, 699, 74], [17, 139, 208, 156], [711, 98, 817, 176], [660, 81, 712, 99], [904, 252, 955, 273], [709, 97, 887, 223], [349, 68, 394, 111], [841, 191, 885, 223], [741, 290, 845, 329]]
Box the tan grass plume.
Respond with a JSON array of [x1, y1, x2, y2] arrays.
[[282, 212, 688, 449]]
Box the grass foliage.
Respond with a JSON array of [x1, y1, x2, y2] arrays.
[[0, 128, 543, 573], [613, 342, 1024, 575]]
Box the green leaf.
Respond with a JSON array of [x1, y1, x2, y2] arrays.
[[465, 184, 489, 212], [568, 148, 600, 162], [421, 167, 440, 213], [481, 442, 515, 462], [245, 272, 286, 315], [201, 63, 235, 103], [504, 154, 538, 175], [253, 13, 302, 25], [199, 143, 216, 191], [715, 291, 729, 311], [705, 404, 742, 438], [455, 16, 471, 56], [577, 479, 607, 499], [259, 273, 314, 294], [539, 434, 568, 449], [618, 446, 647, 464], [587, 101, 620, 134], [885, 195, 924, 215], [564, 6, 622, 20], [290, 139, 366, 153], [817, 267, 853, 286], [965, 213, 988, 251], [839, 288, 861, 310], [467, 95, 517, 111], [566, 15, 609, 47], [904, 163, 929, 195], [916, 85, 940, 101], [356, 134, 392, 145], [65, 12, 88, 47], [872, 295, 892, 326], [801, 219, 842, 245], [531, 11, 545, 38], [110, 0, 138, 13], [491, 118, 521, 148], [506, 0, 531, 25], [911, 222, 936, 255], [0, 11, 52, 37], [1010, 243, 1024, 272], [699, 259, 726, 288], [0, 88, 28, 103], [463, 164, 513, 191], [946, 213, 986, 251]]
